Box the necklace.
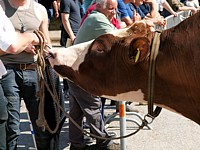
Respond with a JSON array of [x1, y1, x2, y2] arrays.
[[8, 0, 29, 33], [16, 12, 26, 33]]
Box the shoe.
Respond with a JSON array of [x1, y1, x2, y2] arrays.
[[84, 135, 95, 144], [83, 121, 90, 129], [70, 144, 96, 150], [126, 104, 139, 113], [64, 89, 69, 99], [110, 100, 116, 106], [97, 142, 120, 150], [70, 145, 85, 150], [107, 142, 120, 150], [88, 144, 98, 150]]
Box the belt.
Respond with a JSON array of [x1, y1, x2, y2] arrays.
[[5, 63, 37, 70]]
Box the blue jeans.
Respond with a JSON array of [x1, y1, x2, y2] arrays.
[[2, 68, 60, 150], [0, 79, 8, 150], [47, 8, 54, 24]]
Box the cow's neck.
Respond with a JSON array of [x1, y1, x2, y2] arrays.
[[148, 17, 200, 124]]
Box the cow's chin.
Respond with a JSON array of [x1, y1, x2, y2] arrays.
[[101, 92, 178, 113], [101, 89, 145, 103]]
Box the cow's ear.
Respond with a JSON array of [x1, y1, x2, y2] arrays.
[[129, 37, 150, 63]]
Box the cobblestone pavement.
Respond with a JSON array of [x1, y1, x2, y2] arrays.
[[19, 98, 200, 150]]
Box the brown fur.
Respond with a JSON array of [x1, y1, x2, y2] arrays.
[[53, 12, 200, 124]]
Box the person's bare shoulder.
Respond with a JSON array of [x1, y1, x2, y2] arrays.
[[33, 1, 48, 21]]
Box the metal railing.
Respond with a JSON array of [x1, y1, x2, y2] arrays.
[[156, 11, 191, 30]]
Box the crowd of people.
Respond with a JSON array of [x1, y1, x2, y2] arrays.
[[0, 0, 199, 150]]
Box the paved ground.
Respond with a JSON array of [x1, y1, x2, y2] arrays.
[[18, 98, 200, 150]]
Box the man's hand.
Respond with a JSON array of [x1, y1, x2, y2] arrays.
[[55, 11, 59, 18], [156, 16, 167, 27], [32, 33, 40, 45], [24, 44, 37, 55], [132, 10, 141, 22], [144, 20, 155, 32]]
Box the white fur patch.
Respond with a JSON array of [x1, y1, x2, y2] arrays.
[[102, 89, 146, 103], [49, 21, 148, 71], [49, 40, 94, 71]]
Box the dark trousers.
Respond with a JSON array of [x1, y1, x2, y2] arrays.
[[68, 81, 113, 147], [2, 67, 64, 150], [0, 79, 8, 150]]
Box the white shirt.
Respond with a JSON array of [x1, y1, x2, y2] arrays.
[[0, 6, 16, 51], [0, 6, 16, 78], [156, 0, 166, 12]]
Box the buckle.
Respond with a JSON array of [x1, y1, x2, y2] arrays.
[[20, 64, 27, 70]]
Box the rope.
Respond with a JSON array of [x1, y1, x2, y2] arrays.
[[34, 30, 60, 134], [40, 82, 150, 140], [33, 30, 158, 140]]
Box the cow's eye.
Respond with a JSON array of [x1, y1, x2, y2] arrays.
[[90, 41, 105, 53], [96, 49, 103, 53], [93, 45, 104, 53]]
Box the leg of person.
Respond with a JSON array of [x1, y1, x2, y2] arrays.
[[60, 28, 68, 47], [46, 8, 54, 24], [42, 67, 66, 150], [100, 97, 106, 120], [68, 82, 119, 149], [110, 100, 116, 106], [68, 81, 87, 149], [2, 69, 21, 150], [63, 79, 69, 98], [0, 80, 8, 150], [22, 69, 61, 150], [82, 97, 112, 148]]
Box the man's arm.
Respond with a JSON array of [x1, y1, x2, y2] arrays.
[[4, 32, 39, 54], [178, 5, 197, 14], [144, 15, 166, 27], [57, 0, 60, 10], [36, 3, 52, 47], [118, 0, 133, 26], [61, 13, 76, 43], [53, 0, 59, 18], [162, 1, 177, 16], [0, 32, 39, 55], [140, 0, 166, 27], [121, 17, 133, 26], [144, 0, 160, 18], [0, 5, 39, 54]]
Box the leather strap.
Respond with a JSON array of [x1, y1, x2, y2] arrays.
[[148, 31, 162, 118], [5, 63, 37, 70]]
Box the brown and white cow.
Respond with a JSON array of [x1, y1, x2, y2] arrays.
[[49, 12, 200, 125]]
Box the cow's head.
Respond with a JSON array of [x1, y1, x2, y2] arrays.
[[49, 21, 153, 101]]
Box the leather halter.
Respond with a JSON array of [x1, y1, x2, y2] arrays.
[[147, 30, 162, 118]]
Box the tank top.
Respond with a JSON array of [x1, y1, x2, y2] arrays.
[[1, 0, 41, 64]]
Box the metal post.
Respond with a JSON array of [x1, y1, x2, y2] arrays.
[[119, 101, 126, 150]]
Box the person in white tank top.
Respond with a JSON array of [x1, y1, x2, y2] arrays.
[[0, 5, 40, 149]]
